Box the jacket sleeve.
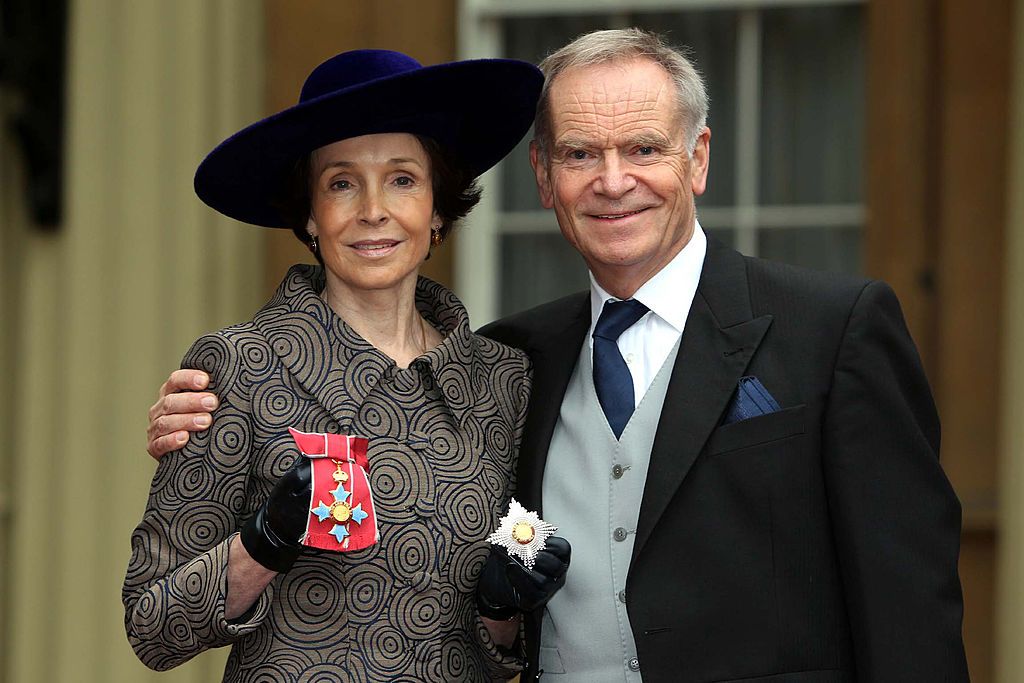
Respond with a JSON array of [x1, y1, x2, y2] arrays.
[[122, 332, 274, 670], [476, 350, 533, 680], [821, 280, 968, 681], [510, 351, 533, 493]]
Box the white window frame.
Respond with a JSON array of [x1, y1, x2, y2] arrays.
[[457, 0, 865, 324]]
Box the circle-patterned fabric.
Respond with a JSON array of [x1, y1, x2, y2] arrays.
[[124, 265, 531, 681]]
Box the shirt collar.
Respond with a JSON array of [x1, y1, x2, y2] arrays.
[[588, 220, 707, 334]]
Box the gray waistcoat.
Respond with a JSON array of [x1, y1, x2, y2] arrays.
[[539, 338, 680, 681]]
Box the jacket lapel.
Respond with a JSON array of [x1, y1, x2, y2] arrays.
[[516, 294, 590, 515], [632, 239, 772, 561], [254, 267, 484, 432], [253, 266, 376, 428]]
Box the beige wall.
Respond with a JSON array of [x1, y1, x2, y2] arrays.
[[0, 1, 264, 680], [997, 1, 1024, 680]]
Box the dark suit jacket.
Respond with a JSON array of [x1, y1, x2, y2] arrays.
[[480, 238, 968, 682]]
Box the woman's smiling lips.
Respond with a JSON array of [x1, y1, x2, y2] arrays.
[[348, 239, 402, 257]]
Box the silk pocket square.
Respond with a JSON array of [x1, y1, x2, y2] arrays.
[[723, 376, 781, 425]]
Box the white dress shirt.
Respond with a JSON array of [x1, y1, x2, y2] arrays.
[[588, 221, 707, 407]]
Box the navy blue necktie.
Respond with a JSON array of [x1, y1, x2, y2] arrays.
[[593, 299, 649, 439]]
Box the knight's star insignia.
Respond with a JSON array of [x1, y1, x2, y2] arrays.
[[487, 498, 557, 570]]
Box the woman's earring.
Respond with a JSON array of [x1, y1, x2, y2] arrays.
[[431, 225, 443, 247], [309, 235, 318, 254]]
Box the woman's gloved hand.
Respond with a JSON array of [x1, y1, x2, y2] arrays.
[[239, 456, 311, 573], [476, 536, 571, 620]]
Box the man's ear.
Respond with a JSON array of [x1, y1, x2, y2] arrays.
[[529, 140, 554, 209], [690, 126, 711, 196]]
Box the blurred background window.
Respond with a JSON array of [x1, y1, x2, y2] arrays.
[[458, 0, 864, 320]]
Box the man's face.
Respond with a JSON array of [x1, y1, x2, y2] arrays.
[[530, 58, 710, 296]]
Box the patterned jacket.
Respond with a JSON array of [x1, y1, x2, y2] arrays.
[[124, 265, 531, 682]]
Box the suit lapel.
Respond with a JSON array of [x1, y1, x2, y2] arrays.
[[632, 239, 772, 561], [516, 295, 590, 515]]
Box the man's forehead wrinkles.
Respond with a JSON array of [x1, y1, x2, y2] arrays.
[[568, 91, 589, 115], [551, 64, 679, 147], [625, 79, 668, 110], [561, 85, 664, 111], [558, 97, 664, 124], [553, 107, 671, 138]]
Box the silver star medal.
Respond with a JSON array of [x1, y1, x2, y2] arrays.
[[487, 498, 557, 570]]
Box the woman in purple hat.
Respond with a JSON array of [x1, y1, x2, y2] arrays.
[[123, 49, 568, 681]]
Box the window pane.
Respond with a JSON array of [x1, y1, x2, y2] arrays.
[[760, 6, 864, 204], [757, 226, 861, 275], [500, 233, 590, 316], [500, 134, 540, 212], [633, 10, 738, 208], [503, 14, 612, 66]]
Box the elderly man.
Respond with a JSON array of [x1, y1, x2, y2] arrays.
[[148, 29, 968, 682]]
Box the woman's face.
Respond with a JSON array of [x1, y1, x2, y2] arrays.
[[308, 133, 437, 295]]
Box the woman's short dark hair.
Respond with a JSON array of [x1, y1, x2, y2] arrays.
[[275, 135, 482, 263]]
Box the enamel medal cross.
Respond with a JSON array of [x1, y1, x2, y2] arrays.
[[309, 461, 370, 544], [487, 498, 557, 570], [289, 427, 379, 552]]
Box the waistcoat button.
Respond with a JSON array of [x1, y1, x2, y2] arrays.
[[618, 589, 626, 603], [612, 464, 624, 479], [613, 527, 627, 542], [627, 657, 640, 672]]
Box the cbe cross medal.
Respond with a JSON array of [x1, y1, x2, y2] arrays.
[[309, 462, 371, 546], [288, 427, 379, 553], [487, 498, 557, 570]]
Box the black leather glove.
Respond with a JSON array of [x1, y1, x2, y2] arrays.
[[240, 455, 311, 573], [477, 536, 571, 620]]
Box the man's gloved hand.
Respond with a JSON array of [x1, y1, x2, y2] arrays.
[[477, 536, 571, 620], [240, 455, 311, 573]]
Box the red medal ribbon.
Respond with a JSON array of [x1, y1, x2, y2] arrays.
[[288, 427, 378, 552]]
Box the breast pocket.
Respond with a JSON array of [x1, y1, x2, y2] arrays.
[[704, 404, 806, 457]]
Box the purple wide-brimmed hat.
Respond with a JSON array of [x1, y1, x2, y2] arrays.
[[194, 49, 543, 229]]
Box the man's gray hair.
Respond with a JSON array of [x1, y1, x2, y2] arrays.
[[533, 28, 709, 160]]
